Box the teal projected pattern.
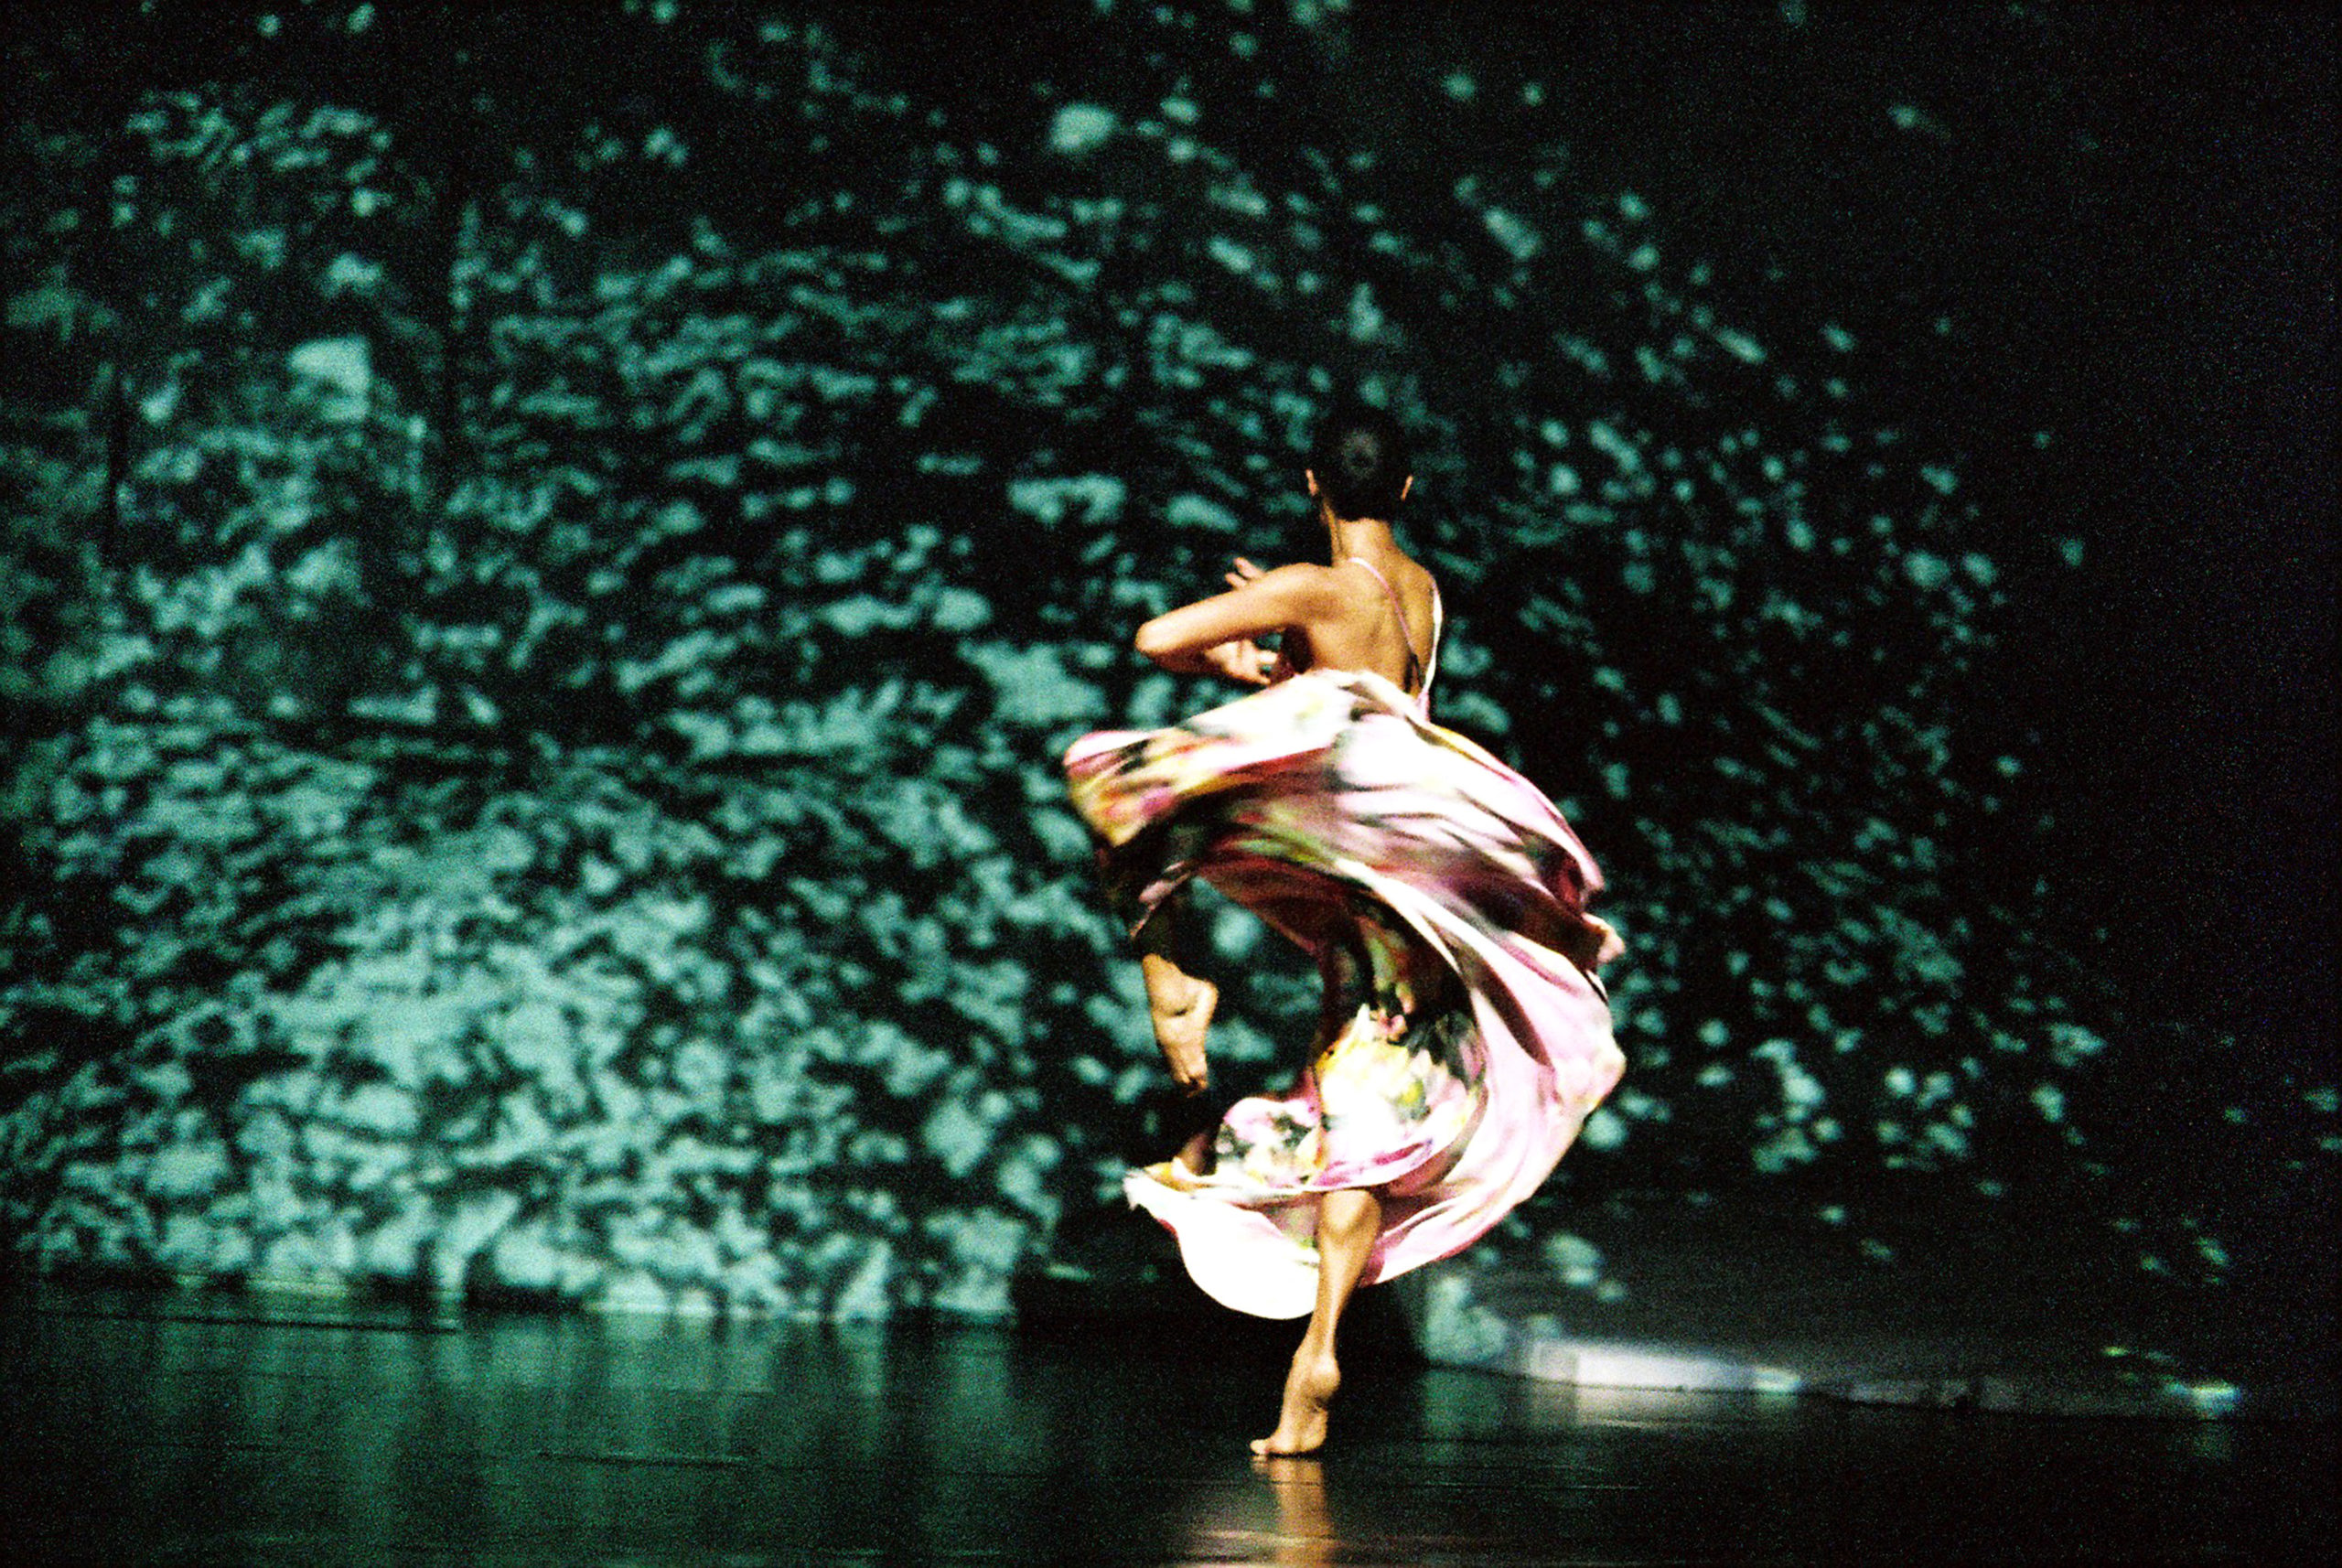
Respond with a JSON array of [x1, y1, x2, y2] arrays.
[[1, 3, 2317, 1315]]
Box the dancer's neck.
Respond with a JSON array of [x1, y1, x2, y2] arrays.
[[1322, 510, 1398, 564]]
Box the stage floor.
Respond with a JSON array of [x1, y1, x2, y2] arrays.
[[5, 1284, 2332, 1566]]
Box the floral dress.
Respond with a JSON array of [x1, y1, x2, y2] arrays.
[[1063, 620, 1625, 1319]]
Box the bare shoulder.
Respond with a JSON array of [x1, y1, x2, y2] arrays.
[[1246, 560, 1352, 614], [1391, 552, 1438, 599], [1369, 552, 1440, 622]]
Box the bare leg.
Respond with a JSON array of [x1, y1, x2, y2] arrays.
[[1138, 908, 1215, 1093], [1252, 1187, 1381, 1456]]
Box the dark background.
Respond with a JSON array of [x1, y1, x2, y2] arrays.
[[1417, 1, 2337, 1051], [0, 0, 2330, 1321]]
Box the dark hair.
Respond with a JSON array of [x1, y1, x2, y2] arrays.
[[1307, 402, 1411, 520]]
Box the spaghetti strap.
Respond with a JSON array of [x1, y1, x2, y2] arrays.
[[1342, 555, 1434, 701], [1421, 583, 1443, 705]]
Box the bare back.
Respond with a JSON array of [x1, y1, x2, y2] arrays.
[[1285, 553, 1439, 694]]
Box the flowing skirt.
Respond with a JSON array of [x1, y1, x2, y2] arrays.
[[1063, 670, 1624, 1318]]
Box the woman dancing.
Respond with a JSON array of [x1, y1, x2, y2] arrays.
[[1063, 403, 1625, 1455]]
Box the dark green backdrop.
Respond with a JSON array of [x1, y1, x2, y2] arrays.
[[2, 1, 2330, 1319]]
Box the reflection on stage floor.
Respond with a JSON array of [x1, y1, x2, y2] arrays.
[[4, 1283, 2330, 1566]]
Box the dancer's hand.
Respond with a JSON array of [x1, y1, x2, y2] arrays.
[[1586, 914, 1625, 968], [1224, 555, 1267, 591], [1201, 638, 1277, 685]]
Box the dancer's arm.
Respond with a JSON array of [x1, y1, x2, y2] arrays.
[[1205, 557, 1300, 685], [1195, 638, 1281, 686], [1133, 564, 1342, 680]]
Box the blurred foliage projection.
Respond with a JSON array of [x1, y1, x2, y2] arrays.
[[0, 1, 2318, 1317]]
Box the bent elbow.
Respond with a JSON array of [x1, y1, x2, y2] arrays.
[[1133, 619, 1175, 663]]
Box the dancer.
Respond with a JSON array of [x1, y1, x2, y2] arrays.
[[1063, 403, 1625, 1455]]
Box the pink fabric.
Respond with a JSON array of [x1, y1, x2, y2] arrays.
[[1065, 668, 1624, 1319]]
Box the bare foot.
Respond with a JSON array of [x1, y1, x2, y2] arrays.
[[1251, 1346, 1340, 1456], [1143, 955, 1216, 1093]]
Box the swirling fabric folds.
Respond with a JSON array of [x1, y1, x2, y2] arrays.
[[1065, 669, 1623, 1318]]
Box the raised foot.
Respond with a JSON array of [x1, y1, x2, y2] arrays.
[[1143, 956, 1216, 1094], [1251, 1348, 1340, 1456]]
